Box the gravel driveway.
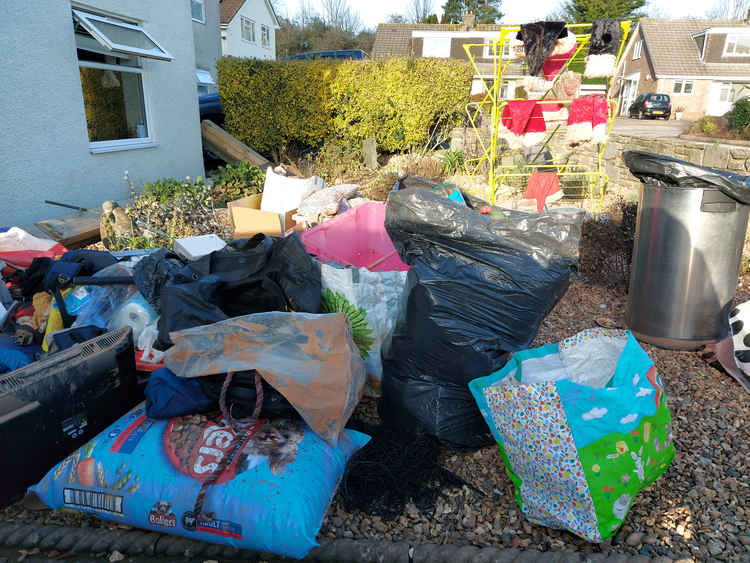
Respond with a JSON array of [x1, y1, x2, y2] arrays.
[[2, 279, 749, 562], [612, 118, 692, 139]]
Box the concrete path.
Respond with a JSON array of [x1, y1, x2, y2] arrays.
[[611, 117, 691, 139]]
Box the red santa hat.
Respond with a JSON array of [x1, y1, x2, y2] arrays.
[[567, 95, 610, 145], [542, 32, 578, 81], [500, 100, 547, 149]]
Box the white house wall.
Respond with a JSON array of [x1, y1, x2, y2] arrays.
[[193, 0, 222, 83], [0, 0, 204, 227], [222, 1, 276, 60]]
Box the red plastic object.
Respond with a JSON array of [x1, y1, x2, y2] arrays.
[[301, 202, 409, 271], [0, 244, 67, 269], [135, 350, 164, 372]]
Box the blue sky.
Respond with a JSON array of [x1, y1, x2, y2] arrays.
[[278, 0, 713, 30]]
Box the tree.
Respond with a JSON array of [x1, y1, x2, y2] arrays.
[[441, 0, 503, 24], [559, 0, 646, 23], [422, 14, 440, 22], [321, 0, 362, 34], [409, 0, 434, 22], [706, 0, 750, 19]]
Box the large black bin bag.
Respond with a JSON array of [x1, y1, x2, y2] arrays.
[[380, 186, 584, 448]]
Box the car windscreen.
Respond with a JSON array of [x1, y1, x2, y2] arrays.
[[649, 94, 669, 103]]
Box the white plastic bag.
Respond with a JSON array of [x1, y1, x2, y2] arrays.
[[260, 168, 325, 215], [319, 262, 408, 396], [294, 184, 360, 225]]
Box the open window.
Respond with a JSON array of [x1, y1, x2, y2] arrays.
[[74, 10, 171, 151], [73, 9, 173, 61]]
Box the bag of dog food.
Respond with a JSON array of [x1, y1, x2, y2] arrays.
[[32, 404, 369, 559], [469, 328, 675, 542]]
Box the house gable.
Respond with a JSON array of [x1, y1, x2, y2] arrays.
[[220, 0, 278, 59]]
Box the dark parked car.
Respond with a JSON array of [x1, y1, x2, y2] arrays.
[[198, 92, 223, 126], [628, 93, 671, 120]]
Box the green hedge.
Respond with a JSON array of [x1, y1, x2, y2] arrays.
[[217, 57, 473, 153]]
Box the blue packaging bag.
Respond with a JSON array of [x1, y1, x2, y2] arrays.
[[32, 404, 369, 559]]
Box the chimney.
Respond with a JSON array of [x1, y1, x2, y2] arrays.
[[463, 12, 476, 31]]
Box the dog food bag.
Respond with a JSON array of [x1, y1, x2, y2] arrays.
[[469, 328, 675, 542], [31, 404, 369, 559]]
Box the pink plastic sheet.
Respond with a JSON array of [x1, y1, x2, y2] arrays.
[[301, 202, 408, 272]]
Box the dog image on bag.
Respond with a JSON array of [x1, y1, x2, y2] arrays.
[[237, 419, 305, 475]]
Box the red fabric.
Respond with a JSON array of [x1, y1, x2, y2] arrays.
[[592, 95, 609, 126], [524, 172, 561, 213], [502, 100, 547, 135], [0, 243, 67, 270], [542, 43, 577, 80], [568, 95, 609, 126]]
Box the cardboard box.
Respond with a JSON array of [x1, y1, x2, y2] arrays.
[[227, 195, 299, 239]]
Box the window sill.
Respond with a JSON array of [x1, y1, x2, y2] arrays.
[[90, 141, 159, 154], [192, 18, 206, 24], [241, 39, 257, 44]]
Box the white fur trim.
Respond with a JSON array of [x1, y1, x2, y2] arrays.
[[592, 123, 607, 144], [567, 121, 592, 144], [551, 32, 577, 56], [498, 122, 525, 150], [542, 107, 569, 122], [523, 132, 547, 147], [584, 54, 616, 78]]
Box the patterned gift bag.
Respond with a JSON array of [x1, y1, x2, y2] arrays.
[[469, 328, 675, 542]]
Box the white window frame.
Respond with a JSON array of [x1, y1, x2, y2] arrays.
[[422, 36, 451, 58], [261, 24, 270, 48], [718, 82, 733, 102], [241, 16, 256, 43], [73, 9, 173, 61], [632, 40, 642, 60], [191, 0, 205, 23], [724, 34, 750, 57], [672, 79, 695, 95], [483, 40, 510, 59], [76, 33, 156, 152]]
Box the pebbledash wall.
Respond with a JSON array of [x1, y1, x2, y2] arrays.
[[0, 0, 204, 227]]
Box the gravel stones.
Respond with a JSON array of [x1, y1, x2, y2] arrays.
[[2, 279, 749, 561]]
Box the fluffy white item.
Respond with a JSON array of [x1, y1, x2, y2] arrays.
[[592, 122, 608, 144], [542, 107, 569, 123], [551, 31, 577, 56], [567, 121, 593, 145], [523, 131, 547, 148], [584, 53, 616, 78]]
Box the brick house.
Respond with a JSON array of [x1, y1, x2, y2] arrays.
[[612, 18, 750, 120], [372, 16, 525, 100]]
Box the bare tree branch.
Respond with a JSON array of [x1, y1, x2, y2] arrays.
[[321, 0, 362, 33], [408, 0, 434, 22], [706, 0, 750, 19]]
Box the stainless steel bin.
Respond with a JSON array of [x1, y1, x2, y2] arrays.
[[627, 184, 749, 349]]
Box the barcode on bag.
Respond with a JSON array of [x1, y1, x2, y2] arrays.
[[63, 488, 123, 514]]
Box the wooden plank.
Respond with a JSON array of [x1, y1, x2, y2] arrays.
[[201, 119, 272, 169], [34, 211, 101, 249]]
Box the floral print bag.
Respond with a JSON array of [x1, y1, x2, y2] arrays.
[[469, 328, 675, 542]]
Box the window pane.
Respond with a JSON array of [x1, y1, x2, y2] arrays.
[[79, 67, 148, 142], [673, 81, 682, 94], [684, 82, 693, 94], [191, 0, 204, 20], [736, 37, 750, 54], [91, 19, 158, 51]]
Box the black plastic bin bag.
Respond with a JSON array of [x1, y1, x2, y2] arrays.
[[379, 186, 584, 448]]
